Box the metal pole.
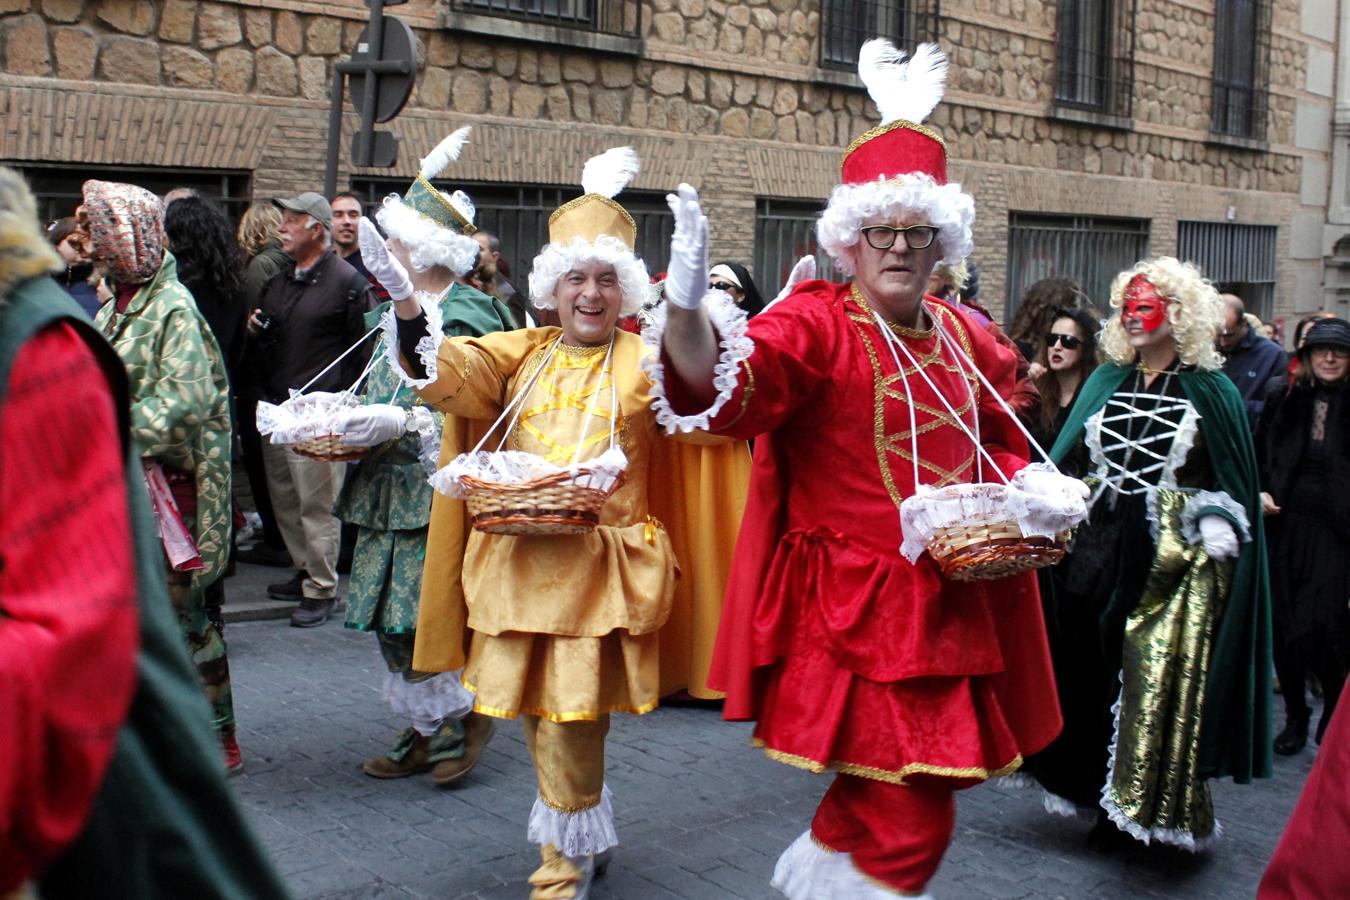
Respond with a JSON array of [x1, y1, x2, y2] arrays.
[[355, 0, 386, 167], [323, 64, 345, 198]]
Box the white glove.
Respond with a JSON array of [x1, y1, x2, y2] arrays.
[[335, 404, 407, 447], [766, 255, 817, 309], [1198, 514, 1240, 561], [1013, 465, 1091, 500], [663, 183, 709, 310], [358, 217, 413, 302]]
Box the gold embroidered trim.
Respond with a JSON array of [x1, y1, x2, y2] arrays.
[[841, 120, 948, 169], [722, 358, 756, 429], [556, 341, 609, 358], [540, 792, 604, 814], [547, 193, 638, 234], [752, 738, 1023, 785], [414, 174, 476, 234], [851, 284, 936, 338]]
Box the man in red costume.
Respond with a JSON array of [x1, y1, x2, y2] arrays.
[[646, 41, 1065, 897]]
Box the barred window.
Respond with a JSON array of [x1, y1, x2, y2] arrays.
[[1177, 221, 1276, 321], [1005, 213, 1150, 316], [754, 198, 837, 300], [1054, 0, 1136, 117], [1211, 0, 1272, 140], [351, 178, 672, 287], [451, 0, 640, 36], [16, 164, 252, 224], [819, 0, 940, 71]]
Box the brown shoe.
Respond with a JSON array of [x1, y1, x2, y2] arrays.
[[431, 711, 495, 786], [362, 727, 432, 779]]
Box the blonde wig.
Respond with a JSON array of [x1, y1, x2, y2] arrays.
[[237, 201, 281, 259], [1099, 257, 1224, 371]]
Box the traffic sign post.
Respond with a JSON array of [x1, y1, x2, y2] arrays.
[[323, 0, 418, 197]]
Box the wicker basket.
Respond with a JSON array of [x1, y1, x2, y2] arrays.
[[460, 469, 626, 535], [292, 434, 369, 463], [926, 521, 1067, 582]]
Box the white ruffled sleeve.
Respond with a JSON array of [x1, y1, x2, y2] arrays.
[[1180, 489, 1252, 544], [640, 290, 754, 434], [382, 291, 446, 390]]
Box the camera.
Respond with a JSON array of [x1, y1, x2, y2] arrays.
[[255, 312, 275, 331]]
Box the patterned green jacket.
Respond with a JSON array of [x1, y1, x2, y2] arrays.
[[95, 252, 232, 588]]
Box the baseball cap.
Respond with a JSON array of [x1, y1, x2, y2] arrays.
[[272, 192, 332, 229]]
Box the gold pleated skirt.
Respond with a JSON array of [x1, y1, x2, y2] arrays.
[[462, 628, 661, 723]]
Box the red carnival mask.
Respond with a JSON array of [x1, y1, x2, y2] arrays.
[[1121, 274, 1171, 333]]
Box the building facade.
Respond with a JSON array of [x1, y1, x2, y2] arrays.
[[0, 0, 1337, 334]]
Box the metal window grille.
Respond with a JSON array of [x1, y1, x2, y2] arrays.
[[1177, 220, 1276, 321], [451, 0, 640, 37], [1054, 0, 1136, 117], [754, 198, 837, 299], [1211, 0, 1271, 140], [1005, 213, 1150, 317], [14, 164, 252, 224], [351, 178, 672, 287], [819, 0, 940, 71]]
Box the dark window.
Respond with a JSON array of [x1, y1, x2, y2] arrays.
[[14, 164, 252, 224], [1006, 212, 1150, 316], [1211, 0, 1272, 140], [1177, 220, 1276, 320], [819, 0, 940, 71], [450, 0, 640, 36], [1054, 0, 1136, 117], [351, 178, 672, 288], [754, 198, 837, 299]]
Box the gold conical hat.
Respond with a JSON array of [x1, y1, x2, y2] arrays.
[[548, 193, 636, 249]]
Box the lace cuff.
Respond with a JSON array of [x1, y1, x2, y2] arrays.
[[406, 406, 442, 475], [1180, 490, 1252, 544], [381, 670, 475, 723], [770, 831, 928, 900], [641, 290, 753, 434], [526, 784, 618, 856], [383, 292, 446, 390]]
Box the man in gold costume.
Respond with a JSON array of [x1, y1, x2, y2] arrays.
[[361, 147, 749, 900]]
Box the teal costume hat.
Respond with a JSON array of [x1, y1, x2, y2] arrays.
[[375, 127, 481, 276]]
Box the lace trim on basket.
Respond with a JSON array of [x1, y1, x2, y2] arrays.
[[526, 784, 618, 856], [428, 447, 628, 499], [898, 464, 1088, 563], [382, 290, 446, 390], [640, 290, 754, 434], [256, 390, 362, 444]]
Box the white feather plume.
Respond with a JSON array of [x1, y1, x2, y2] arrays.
[[419, 126, 473, 180], [580, 147, 640, 199], [858, 40, 947, 126]]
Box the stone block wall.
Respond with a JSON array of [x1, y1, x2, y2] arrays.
[[0, 0, 1333, 319]]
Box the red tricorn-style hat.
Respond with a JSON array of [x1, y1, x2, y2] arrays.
[[839, 41, 949, 187]]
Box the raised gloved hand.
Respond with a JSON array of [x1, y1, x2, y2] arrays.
[[358, 217, 413, 302], [766, 255, 817, 309], [1198, 514, 1239, 561], [335, 404, 407, 447], [663, 183, 709, 311]]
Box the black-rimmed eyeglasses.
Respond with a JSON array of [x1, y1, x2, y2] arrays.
[[860, 224, 938, 251]]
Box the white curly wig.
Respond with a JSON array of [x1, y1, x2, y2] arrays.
[[815, 173, 975, 274], [1100, 256, 1224, 371], [374, 195, 481, 276], [527, 234, 651, 316]]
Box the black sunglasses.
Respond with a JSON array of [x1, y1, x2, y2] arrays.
[[709, 280, 738, 292], [1045, 332, 1084, 350], [860, 224, 938, 251]]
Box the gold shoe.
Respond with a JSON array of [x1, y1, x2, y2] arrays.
[[528, 845, 592, 900], [430, 711, 495, 786]]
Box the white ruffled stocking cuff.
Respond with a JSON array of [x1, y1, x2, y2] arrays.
[[382, 290, 446, 390], [771, 831, 931, 899], [527, 784, 618, 856], [641, 290, 753, 434], [382, 669, 475, 727]]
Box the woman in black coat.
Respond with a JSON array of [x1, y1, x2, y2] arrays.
[[1256, 317, 1350, 754]]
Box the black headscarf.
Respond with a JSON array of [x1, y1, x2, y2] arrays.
[[711, 260, 765, 317]]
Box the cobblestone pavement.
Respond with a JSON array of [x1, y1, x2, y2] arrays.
[[223, 580, 1315, 900]]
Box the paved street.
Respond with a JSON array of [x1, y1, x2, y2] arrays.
[[223, 564, 1314, 900]]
